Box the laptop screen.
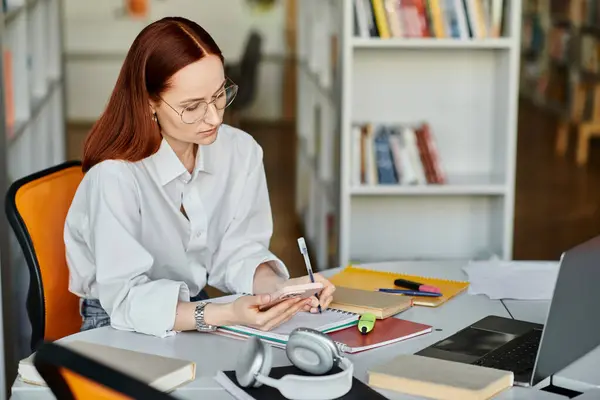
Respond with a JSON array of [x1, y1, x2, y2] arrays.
[[532, 238, 600, 386]]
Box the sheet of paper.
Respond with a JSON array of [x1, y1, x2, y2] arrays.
[[462, 258, 560, 300]]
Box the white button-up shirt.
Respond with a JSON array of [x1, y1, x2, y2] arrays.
[[64, 124, 289, 337]]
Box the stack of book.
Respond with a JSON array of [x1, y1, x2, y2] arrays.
[[205, 291, 432, 353], [352, 122, 446, 187]]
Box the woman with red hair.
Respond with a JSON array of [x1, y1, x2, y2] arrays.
[[64, 16, 335, 338]]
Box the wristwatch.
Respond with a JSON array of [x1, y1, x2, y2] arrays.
[[194, 301, 217, 332]]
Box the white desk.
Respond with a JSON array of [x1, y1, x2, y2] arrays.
[[10, 261, 571, 399], [569, 388, 600, 399], [503, 301, 550, 325], [552, 345, 600, 394]]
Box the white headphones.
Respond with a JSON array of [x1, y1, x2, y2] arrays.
[[235, 327, 354, 400]]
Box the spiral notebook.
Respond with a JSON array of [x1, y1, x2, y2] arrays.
[[329, 266, 469, 307], [206, 294, 359, 346]]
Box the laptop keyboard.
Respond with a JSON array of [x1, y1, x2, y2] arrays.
[[472, 329, 542, 374]]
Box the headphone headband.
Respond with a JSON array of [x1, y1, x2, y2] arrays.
[[235, 328, 354, 400], [256, 357, 353, 400]]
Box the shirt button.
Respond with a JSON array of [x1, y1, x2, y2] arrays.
[[196, 231, 202, 238]]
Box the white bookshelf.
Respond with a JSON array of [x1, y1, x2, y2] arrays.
[[0, 0, 66, 386], [295, 0, 522, 270]]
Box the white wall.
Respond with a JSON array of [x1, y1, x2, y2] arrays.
[[63, 0, 287, 122]]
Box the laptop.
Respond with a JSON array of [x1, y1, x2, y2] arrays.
[[416, 235, 600, 387]]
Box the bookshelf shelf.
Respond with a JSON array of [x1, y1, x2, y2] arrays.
[[296, 0, 521, 269], [2, 0, 66, 171], [7, 77, 62, 144], [3, 0, 37, 24], [526, 0, 600, 165], [350, 182, 507, 196], [0, 0, 67, 381], [352, 38, 515, 49]]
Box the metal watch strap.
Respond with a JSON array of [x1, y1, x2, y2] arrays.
[[194, 301, 217, 332]]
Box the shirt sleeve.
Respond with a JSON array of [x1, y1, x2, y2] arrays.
[[208, 145, 289, 294], [81, 161, 190, 337]]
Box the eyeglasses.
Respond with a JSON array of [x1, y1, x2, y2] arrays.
[[160, 78, 238, 124]]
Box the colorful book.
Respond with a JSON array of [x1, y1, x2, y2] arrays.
[[329, 266, 469, 307]]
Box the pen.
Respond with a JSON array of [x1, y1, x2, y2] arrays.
[[378, 288, 443, 297], [394, 278, 440, 293], [297, 237, 322, 314]]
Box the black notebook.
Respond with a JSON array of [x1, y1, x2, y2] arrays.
[[214, 364, 389, 400]]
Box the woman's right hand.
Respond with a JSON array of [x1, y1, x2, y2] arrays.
[[229, 294, 312, 331]]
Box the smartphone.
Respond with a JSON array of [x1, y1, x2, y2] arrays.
[[258, 282, 324, 311]]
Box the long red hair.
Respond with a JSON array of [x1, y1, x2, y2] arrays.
[[81, 17, 224, 172]]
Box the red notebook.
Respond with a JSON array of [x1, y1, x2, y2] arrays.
[[327, 318, 432, 354]]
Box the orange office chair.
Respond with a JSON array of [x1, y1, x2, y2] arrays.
[[33, 341, 175, 399], [5, 161, 84, 352]]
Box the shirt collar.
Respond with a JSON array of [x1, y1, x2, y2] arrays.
[[149, 138, 214, 186]]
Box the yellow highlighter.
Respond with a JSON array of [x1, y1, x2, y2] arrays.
[[357, 313, 376, 335]]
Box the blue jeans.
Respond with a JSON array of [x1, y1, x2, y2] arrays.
[[80, 290, 210, 332]]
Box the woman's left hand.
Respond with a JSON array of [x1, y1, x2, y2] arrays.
[[278, 273, 336, 313]]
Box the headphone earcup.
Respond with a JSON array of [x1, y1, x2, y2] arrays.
[[254, 341, 273, 387], [286, 329, 336, 375], [236, 336, 273, 388]]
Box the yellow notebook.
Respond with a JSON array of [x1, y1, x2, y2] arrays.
[[329, 266, 469, 307]]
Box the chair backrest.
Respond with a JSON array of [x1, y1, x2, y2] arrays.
[[5, 161, 84, 351], [33, 341, 175, 399], [236, 30, 263, 106]]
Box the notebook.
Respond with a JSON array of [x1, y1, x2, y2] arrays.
[[18, 341, 196, 392], [330, 286, 413, 318], [328, 317, 432, 353], [329, 266, 469, 307], [368, 354, 513, 399], [215, 364, 389, 400], [207, 294, 359, 346]]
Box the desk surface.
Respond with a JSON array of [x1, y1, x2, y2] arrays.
[[11, 261, 571, 400], [503, 300, 550, 325]]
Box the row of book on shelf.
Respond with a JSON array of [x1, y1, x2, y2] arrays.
[[353, 0, 507, 40], [352, 122, 446, 186], [581, 0, 600, 27], [550, 0, 600, 27], [548, 25, 571, 64], [581, 31, 600, 75]]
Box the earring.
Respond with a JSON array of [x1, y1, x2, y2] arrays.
[[152, 112, 157, 122]]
